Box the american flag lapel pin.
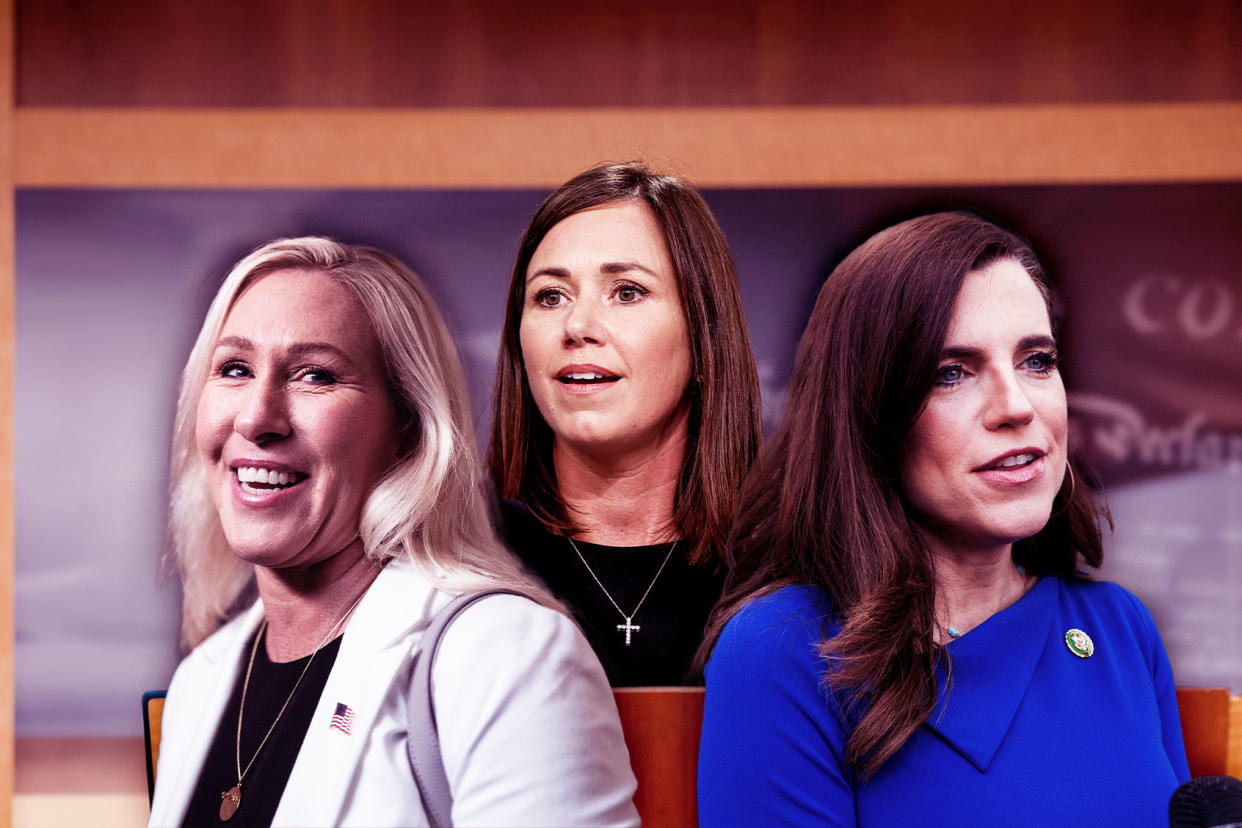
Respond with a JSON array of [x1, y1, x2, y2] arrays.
[[330, 702, 355, 735]]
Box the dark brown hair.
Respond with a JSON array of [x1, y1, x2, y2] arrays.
[[700, 211, 1108, 774], [488, 161, 762, 565]]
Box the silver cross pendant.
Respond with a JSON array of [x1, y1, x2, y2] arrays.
[[617, 617, 640, 646]]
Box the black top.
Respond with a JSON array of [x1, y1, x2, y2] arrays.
[[182, 627, 343, 828], [499, 499, 725, 687]]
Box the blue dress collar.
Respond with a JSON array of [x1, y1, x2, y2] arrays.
[[924, 574, 1059, 771]]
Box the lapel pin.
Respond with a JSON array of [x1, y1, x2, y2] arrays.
[[330, 702, 355, 735], [1065, 628, 1094, 658]]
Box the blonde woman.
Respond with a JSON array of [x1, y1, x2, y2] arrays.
[[149, 238, 637, 827]]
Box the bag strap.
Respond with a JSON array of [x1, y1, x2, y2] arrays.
[[407, 589, 523, 828]]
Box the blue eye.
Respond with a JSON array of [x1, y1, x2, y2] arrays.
[[297, 366, 337, 385], [1024, 351, 1059, 373], [934, 364, 965, 386], [219, 360, 251, 379]]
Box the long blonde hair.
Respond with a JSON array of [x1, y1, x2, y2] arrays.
[[169, 237, 558, 648]]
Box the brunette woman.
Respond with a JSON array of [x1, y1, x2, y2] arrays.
[[489, 162, 762, 686], [697, 213, 1188, 826]]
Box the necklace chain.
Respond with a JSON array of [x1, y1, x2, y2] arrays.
[[939, 565, 1033, 643], [222, 584, 369, 820], [567, 537, 677, 646]]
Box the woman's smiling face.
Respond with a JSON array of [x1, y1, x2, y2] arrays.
[[901, 258, 1068, 556], [196, 268, 400, 570], [519, 200, 693, 460]]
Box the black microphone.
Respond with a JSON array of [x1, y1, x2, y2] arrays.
[[1169, 776, 1242, 828]]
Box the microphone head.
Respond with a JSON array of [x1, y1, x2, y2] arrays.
[[1169, 775, 1242, 828]]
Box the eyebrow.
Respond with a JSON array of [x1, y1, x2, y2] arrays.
[[939, 334, 1057, 360], [527, 261, 659, 283], [213, 336, 355, 364]]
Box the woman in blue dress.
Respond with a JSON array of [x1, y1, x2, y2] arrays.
[[697, 212, 1190, 826]]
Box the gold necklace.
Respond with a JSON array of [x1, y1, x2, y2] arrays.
[[219, 587, 369, 822]]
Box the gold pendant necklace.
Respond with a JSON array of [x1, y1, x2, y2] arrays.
[[219, 587, 369, 821]]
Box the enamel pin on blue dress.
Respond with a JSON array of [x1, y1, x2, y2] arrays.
[[1065, 628, 1094, 658]]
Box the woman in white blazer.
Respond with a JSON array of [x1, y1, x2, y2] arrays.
[[149, 237, 638, 828]]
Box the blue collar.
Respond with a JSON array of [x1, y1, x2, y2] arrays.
[[924, 574, 1059, 771]]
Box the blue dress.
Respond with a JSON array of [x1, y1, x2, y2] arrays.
[[699, 576, 1190, 827]]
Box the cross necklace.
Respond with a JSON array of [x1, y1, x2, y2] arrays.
[[567, 537, 678, 646]]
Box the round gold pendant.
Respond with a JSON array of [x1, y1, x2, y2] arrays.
[[220, 785, 242, 821], [1065, 628, 1094, 658]]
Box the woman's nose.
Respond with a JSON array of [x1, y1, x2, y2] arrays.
[[233, 379, 291, 444], [563, 299, 605, 346], [982, 371, 1036, 430]]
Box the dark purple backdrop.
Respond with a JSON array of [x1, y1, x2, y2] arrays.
[[16, 184, 1242, 735]]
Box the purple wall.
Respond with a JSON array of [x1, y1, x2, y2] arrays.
[[17, 185, 1242, 735]]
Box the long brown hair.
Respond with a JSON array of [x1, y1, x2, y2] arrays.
[[700, 212, 1108, 775], [488, 161, 762, 565]]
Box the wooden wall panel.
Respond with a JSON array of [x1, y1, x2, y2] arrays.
[[1, 0, 15, 820], [14, 104, 1242, 189], [17, 0, 1242, 108], [15, 739, 145, 795]]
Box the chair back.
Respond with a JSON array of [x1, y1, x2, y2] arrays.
[[142, 690, 167, 803], [1177, 687, 1231, 778], [142, 685, 1234, 820], [614, 687, 704, 828], [141, 686, 705, 822]]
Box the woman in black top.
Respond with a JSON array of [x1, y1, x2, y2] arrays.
[[488, 162, 762, 686]]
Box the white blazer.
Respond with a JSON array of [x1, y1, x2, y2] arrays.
[[148, 559, 640, 827]]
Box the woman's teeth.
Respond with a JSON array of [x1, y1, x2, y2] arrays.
[[235, 466, 303, 490], [559, 372, 617, 384], [993, 453, 1037, 469]]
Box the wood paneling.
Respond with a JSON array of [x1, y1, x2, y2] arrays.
[[17, 0, 1242, 108], [14, 103, 1242, 187], [14, 738, 147, 828], [14, 104, 1242, 189], [1, 0, 15, 822], [15, 738, 146, 794], [14, 794, 148, 828]]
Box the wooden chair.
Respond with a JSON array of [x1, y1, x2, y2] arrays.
[[142, 690, 166, 803], [1176, 687, 1234, 778], [143, 686, 1233, 824], [142, 687, 704, 826], [614, 688, 703, 828]]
